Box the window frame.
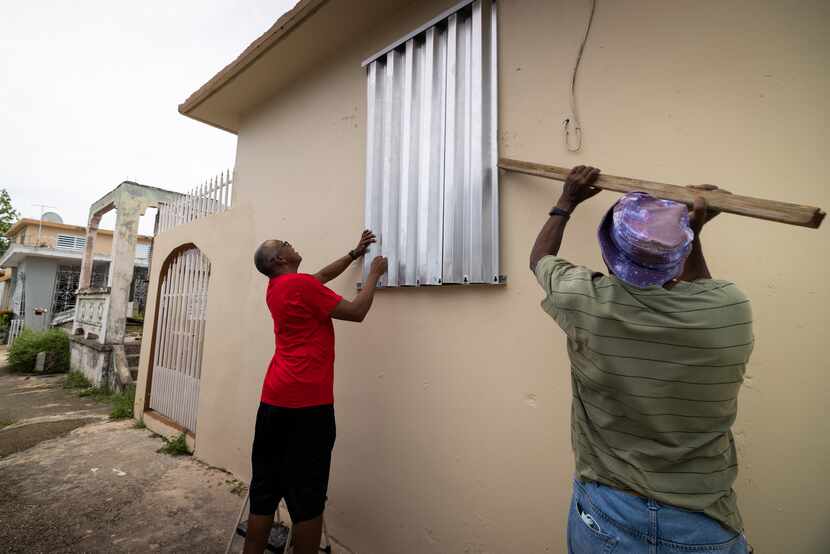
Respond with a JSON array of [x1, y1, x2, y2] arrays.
[[55, 234, 87, 251], [135, 242, 151, 260]]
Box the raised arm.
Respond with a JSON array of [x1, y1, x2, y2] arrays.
[[331, 256, 387, 322], [529, 165, 601, 271], [676, 184, 729, 282], [314, 230, 376, 284], [676, 197, 711, 281]]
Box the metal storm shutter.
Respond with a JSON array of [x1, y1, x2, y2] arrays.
[[363, 0, 499, 287]]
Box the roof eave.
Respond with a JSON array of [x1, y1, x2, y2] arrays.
[[177, 0, 330, 131]]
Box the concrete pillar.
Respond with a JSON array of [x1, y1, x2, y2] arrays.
[[105, 201, 144, 344], [78, 214, 102, 290]]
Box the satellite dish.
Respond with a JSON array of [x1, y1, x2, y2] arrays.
[[41, 212, 63, 224]]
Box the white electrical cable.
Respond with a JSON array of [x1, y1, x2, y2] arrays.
[[564, 0, 597, 152]]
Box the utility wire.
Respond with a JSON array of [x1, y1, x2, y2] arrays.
[[564, 0, 597, 152]]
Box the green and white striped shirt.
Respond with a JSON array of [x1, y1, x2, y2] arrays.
[[535, 255, 754, 532]]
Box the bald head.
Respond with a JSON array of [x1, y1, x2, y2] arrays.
[[254, 240, 282, 277], [254, 239, 301, 277]]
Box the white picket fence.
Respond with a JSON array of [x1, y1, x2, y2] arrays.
[[7, 319, 23, 346], [158, 170, 233, 233]]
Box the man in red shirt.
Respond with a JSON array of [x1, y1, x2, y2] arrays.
[[244, 230, 387, 554]]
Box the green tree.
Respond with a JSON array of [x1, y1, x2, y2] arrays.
[[0, 189, 20, 257]]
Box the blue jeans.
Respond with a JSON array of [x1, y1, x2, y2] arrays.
[[568, 480, 751, 553]]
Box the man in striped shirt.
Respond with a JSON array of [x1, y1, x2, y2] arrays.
[[531, 166, 753, 553]]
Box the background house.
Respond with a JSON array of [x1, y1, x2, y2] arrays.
[[1, 215, 153, 331], [134, 1, 829, 552]]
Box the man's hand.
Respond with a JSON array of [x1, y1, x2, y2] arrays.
[[678, 184, 729, 283], [686, 185, 731, 235], [689, 196, 708, 237], [315, 229, 378, 283], [332, 255, 388, 323], [530, 166, 600, 271], [351, 230, 377, 259], [558, 165, 602, 212], [369, 256, 388, 277]]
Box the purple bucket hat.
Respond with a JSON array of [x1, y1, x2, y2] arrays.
[[598, 192, 694, 288]]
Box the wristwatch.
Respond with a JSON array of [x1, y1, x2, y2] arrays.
[[549, 206, 571, 219], [348, 249, 359, 260]]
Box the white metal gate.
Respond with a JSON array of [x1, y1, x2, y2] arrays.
[[150, 247, 210, 432]]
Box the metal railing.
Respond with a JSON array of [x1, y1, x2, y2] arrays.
[[8, 319, 23, 346], [158, 170, 233, 233]]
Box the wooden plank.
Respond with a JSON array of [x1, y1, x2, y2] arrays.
[[499, 158, 825, 229], [144, 407, 195, 440]]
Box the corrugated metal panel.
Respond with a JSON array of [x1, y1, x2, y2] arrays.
[[363, 0, 498, 287]]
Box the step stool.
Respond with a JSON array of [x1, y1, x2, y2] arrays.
[[225, 491, 332, 554]]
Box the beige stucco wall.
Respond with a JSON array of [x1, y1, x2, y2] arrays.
[[136, 1, 829, 551]]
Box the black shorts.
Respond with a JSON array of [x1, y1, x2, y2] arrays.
[[249, 402, 336, 521]]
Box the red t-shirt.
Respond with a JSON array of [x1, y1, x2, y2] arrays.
[[260, 273, 343, 408]]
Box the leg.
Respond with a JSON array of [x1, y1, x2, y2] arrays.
[[285, 405, 336, 554], [242, 513, 276, 554], [291, 515, 324, 554], [246, 403, 283, 554]]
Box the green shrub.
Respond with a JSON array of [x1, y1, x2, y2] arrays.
[[65, 371, 92, 389], [158, 432, 190, 456], [8, 329, 70, 373], [110, 385, 136, 420], [65, 373, 137, 420], [78, 386, 111, 401], [225, 479, 247, 497], [0, 310, 12, 331]]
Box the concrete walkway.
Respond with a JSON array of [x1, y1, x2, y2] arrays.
[[0, 350, 245, 552], [0, 361, 111, 458], [0, 419, 246, 552]]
